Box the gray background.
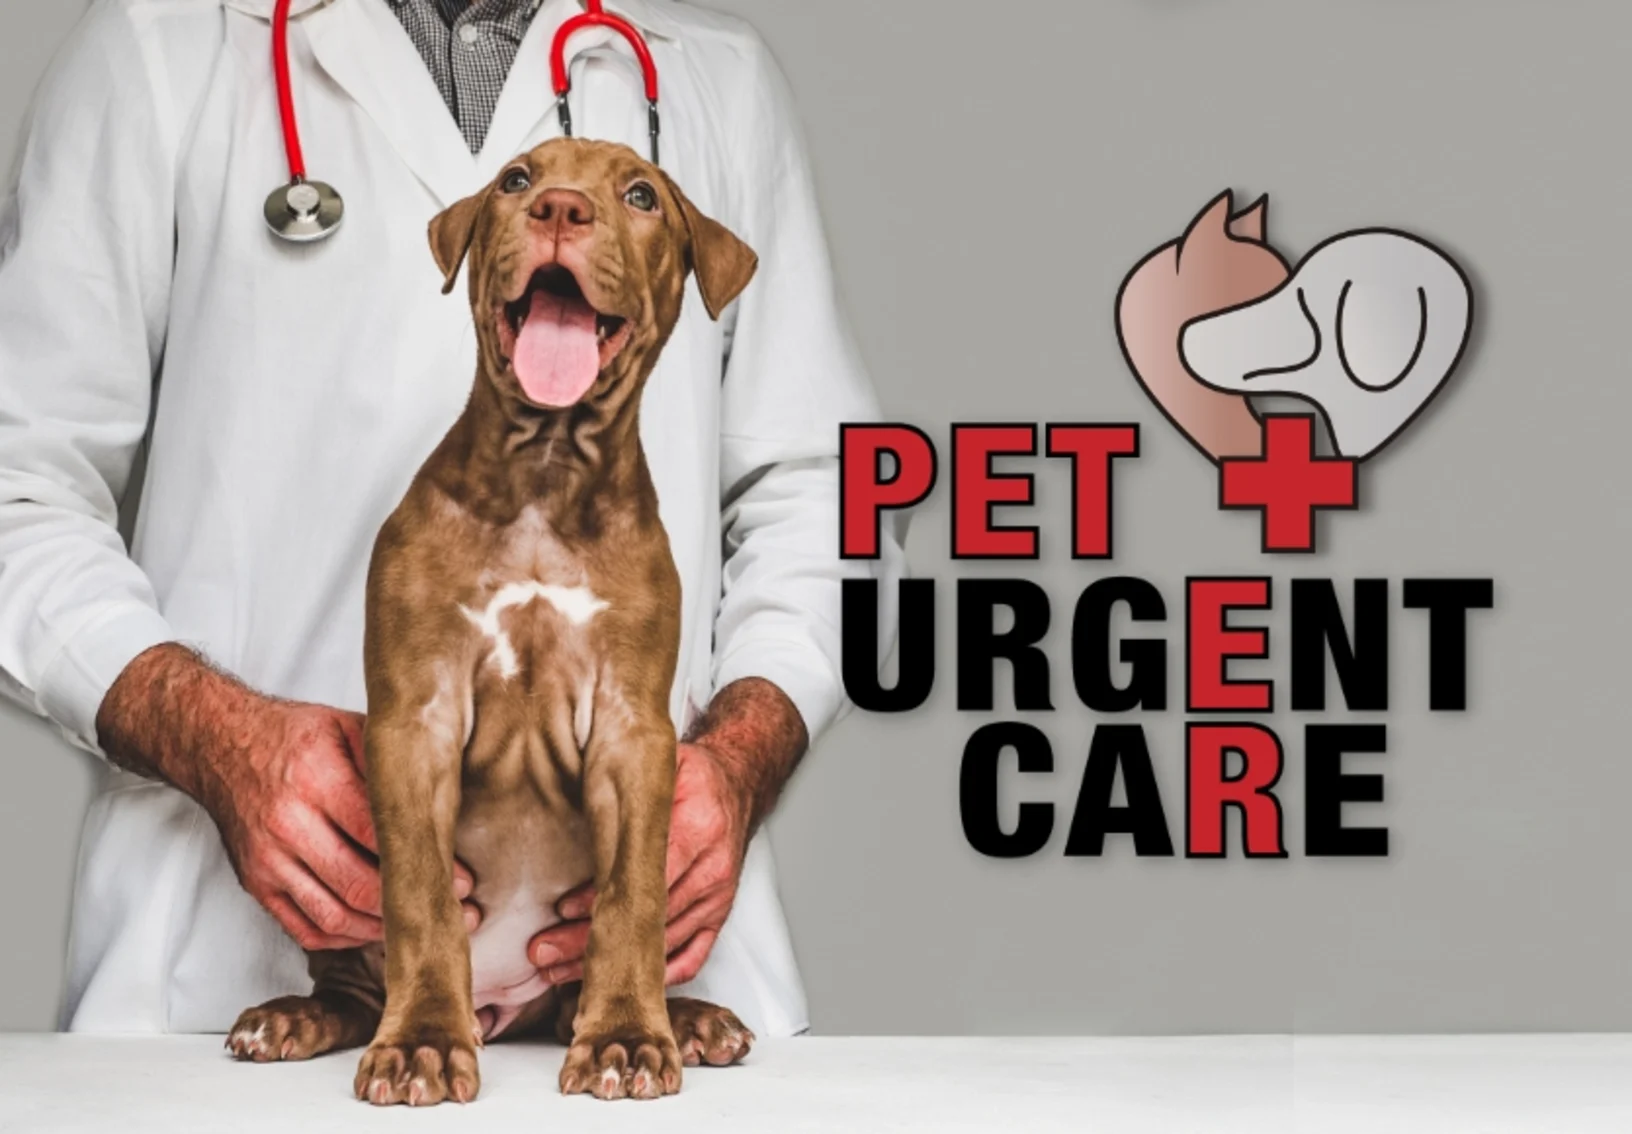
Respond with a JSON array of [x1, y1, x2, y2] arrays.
[[0, 0, 1626, 1035]]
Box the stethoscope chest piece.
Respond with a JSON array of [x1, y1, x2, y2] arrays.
[[264, 179, 344, 243]]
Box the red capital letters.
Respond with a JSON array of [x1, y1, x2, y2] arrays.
[[1186, 724, 1286, 857], [841, 425, 936, 558], [1188, 578, 1273, 712], [953, 425, 1038, 558]]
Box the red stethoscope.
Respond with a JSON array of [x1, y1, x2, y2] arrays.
[[264, 0, 662, 243]]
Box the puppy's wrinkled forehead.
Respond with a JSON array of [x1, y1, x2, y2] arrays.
[[523, 140, 648, 193]]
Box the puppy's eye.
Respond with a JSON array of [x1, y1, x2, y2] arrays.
[[623, 181, 658, 212], [501, 168, 531, 194]]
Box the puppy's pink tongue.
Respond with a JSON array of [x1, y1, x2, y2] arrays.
[[513, 289, 599, 407]]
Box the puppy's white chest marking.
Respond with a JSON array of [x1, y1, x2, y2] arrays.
[[461, 580, 610, 678]]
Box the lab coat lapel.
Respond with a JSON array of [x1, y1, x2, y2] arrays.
[[479, 0, 571, 169], [300, 0, 482, 207]]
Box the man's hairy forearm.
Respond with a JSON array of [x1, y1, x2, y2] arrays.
[[95, 642, 263, 810], [683, 676, 810, 835], [103, 653, 807, 836]]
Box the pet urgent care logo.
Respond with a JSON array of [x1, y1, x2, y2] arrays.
[[835, 190, 1493, 864], [1117, 191, 1474, 552]]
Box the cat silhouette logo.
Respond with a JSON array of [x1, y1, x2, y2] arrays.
[[1115, 192, 1474, 553]]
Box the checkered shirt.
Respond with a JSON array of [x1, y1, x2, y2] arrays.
[[388, 0, 544, 153]]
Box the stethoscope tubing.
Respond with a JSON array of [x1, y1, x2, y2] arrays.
[[550, 1, 663, 165], [271, 0, 306, 182]]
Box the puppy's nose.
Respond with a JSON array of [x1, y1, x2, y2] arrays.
[[531, 188, 596, 231]]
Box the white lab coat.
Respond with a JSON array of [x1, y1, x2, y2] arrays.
[[0, 0, 901, 1037]]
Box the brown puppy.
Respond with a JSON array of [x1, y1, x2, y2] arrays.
[[225, 138, 759, 1105]]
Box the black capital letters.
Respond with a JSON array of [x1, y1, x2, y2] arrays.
[[1290, 578, 1389, 711], [1071, 577, 1167, 712], [1064, 724, 1174, 856], [1403, 579, 1495, 711], [961, 722, 1054, 858], [957, 578, 1053, 711], [1305, 724, 1389, 857], [842, 577, 935, 712]]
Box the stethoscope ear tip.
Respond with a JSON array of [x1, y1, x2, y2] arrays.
[[265, 179, 345, 243]]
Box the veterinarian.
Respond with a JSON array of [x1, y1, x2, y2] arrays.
[[0, 0, 900, 1039]]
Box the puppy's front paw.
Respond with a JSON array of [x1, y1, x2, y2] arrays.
[[560, 1019, 682, 1101], [227, 995, 365, 1062], [354, 1024, 479, 1107], [667, 997, 755, 1067]]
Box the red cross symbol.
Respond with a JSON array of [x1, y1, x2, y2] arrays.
[[1219, 415, 1358, 553]]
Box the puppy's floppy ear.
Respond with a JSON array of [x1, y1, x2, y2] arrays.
[[428, 188, 489, 295], [659, 172, 758, 320]]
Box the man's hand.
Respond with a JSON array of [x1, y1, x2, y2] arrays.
[[199, 699, 486, 951], [96, 643, 480, 951], [526, 677, 809, 988], [528, 741, 751, 987]]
